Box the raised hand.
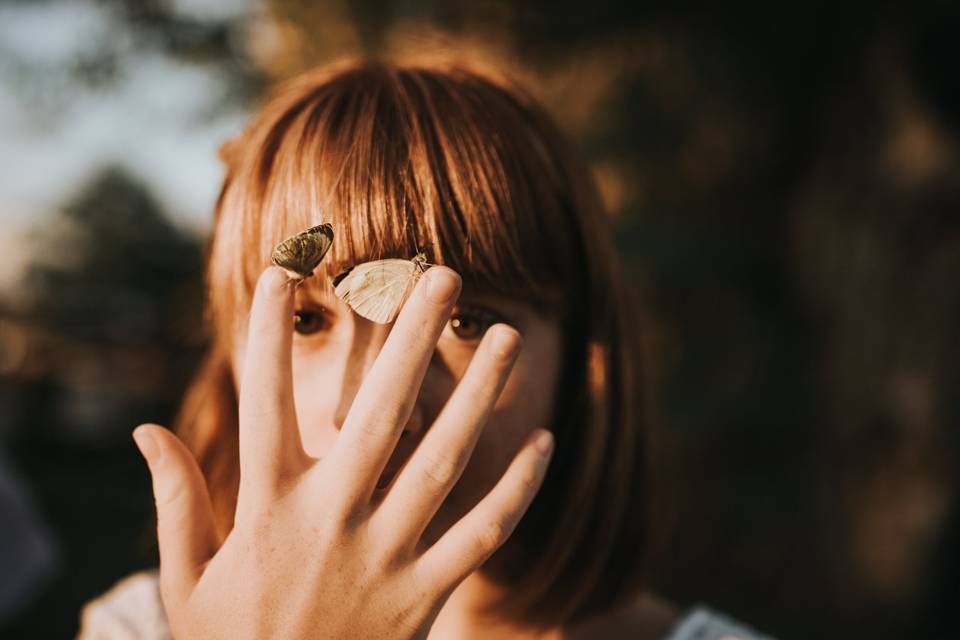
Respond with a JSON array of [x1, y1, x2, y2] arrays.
[[132, 265, 555, 639]]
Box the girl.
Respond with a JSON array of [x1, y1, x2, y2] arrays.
[[78, 59, 771, 639]]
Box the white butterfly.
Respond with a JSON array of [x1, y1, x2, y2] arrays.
[[333, 253, 432, 324]]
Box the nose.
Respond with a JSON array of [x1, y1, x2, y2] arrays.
[[332, 316, 425, 436]]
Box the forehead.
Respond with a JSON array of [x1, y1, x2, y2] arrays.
[[295, 269, 560, 323], [456, 288, 555, 321]]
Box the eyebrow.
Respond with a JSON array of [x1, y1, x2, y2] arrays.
[[294, 272, 556, 321], [296, 278, 504, 305], [456, 288, 552, 322], [294, 278, 341, 307]]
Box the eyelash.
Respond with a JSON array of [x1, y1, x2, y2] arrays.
[[293, 306, 331, 335], [292, 304, 505, 341], [446, 304, 505, 342]]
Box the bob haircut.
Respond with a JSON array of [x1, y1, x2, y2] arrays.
[[174, 57, 654, 630]]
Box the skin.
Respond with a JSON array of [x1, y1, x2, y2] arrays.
[[132, 264, 678, 639], [279, 272, 563, 551]]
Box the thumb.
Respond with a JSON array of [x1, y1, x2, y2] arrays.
[[133, 423, 218, 603]]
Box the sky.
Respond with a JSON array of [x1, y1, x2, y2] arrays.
[[0, 0, 256, 292]]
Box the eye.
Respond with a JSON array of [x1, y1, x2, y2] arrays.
[[447, 304, 504, 342], [293, 307, 330, 335]]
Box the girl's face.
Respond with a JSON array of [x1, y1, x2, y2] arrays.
[[232, 277, 563, 543]]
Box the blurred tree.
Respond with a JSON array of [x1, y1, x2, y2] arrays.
[[2, 168, 205, 638], [20, 167, 206, 439]]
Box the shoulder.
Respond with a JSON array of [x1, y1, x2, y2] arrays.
[[566, 593, 774, 640], [77, 569, 171, 640], [565, 592, 680, 640], [664, 604, 775, 640]]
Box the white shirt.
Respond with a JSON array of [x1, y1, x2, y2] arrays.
[[76, 570, 774, 640]]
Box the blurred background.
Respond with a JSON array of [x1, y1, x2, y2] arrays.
[[1, 1, 959, 638]]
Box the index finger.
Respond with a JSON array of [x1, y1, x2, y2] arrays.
[[327, 265, 462, 512], [237, 267, 311, 502]]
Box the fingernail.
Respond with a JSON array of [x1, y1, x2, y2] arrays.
[[426, 269, 460, 304], [261, 266, 296, 296], [133, 427, 161, 465], [489, 326, 521, 359], [534, 430, 554, 456]]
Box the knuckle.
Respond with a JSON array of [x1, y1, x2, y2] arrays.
[[353, 413, 401, 445], [313, 466, 368, 530], [419, 449, 465, 488], [236, 506, 280, 538], [370, 537, 407, 576], [472, 519, 507, 555], [357, 418, 388, 440], [517, 463, 543, 493], [317, 494, 363, 536], [154, 478, 190, 512]]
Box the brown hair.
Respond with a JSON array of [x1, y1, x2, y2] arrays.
[[175, 57, 653, 630]]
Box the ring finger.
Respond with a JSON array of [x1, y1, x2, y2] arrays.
[[371, 323, 523, 555]]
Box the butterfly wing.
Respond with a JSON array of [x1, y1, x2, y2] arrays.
[[271, 224, 334, 278], [334, 259, 420, 323]]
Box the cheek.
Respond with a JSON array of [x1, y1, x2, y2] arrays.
[[498, 353, 559, 430], [452, 347, 561, 503], [290, 350, 341, 458]]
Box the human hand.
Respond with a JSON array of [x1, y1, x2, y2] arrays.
[[132, 265, 555, 639]]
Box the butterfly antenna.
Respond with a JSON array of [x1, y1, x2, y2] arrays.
[[412, 241, 434, 268]]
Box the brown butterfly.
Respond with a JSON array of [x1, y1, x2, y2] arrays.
[[271, 224, 334, 280]]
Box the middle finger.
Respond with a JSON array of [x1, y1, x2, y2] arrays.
[[326, 265, 462, 512]]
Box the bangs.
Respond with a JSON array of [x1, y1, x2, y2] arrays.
[[213, 63, 587, 323]]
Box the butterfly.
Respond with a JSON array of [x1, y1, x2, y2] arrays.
[[333, 252, 432, 324], [271, 223, 334, 280]]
